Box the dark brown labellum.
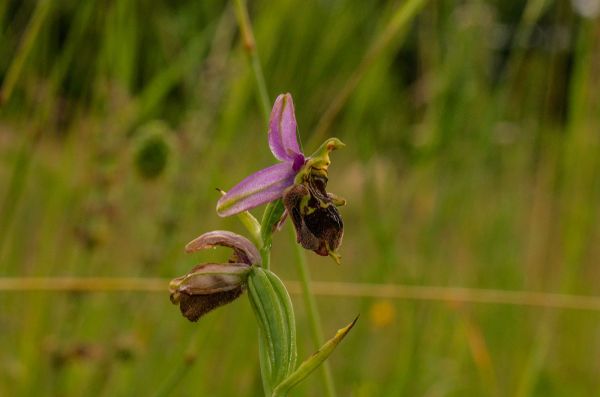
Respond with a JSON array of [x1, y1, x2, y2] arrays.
[[283, 172, 343, 259], [175, 287, 244, 322]]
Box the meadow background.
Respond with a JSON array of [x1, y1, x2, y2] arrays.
[[1, 0, 600, 396]]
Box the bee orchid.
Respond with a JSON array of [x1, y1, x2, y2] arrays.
[[169, 230, 259, 321], [216, 93, 346, 262]]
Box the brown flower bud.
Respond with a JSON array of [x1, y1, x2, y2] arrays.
[[169, 263, 250, 321], [169, 231, 259, 322]]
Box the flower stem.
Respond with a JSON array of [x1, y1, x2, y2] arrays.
[[232, 2, 273, 396], [233, 1, 337, 395], [232, 0, 270, 121], [290, 226, 337, 397]]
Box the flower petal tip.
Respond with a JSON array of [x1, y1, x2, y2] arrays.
[[215, 199, 231, 218], [184, 230, 261, 265], [325, 137, 345, 151], [269, 93, 302, 161]]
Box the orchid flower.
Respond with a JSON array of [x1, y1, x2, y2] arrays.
[[216, 93, 346, 262], [169, 230, 259, 321], [216, 93, 341, 217]]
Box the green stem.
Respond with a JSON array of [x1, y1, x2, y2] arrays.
[[0, 128, 41, 263], [0, 0, 52, 104], [290, 226, 337, 397], [233, 0, 270, 120], [259, 199, 285, 271], [232, 2, 272, 396], [233, 1, 337, 395], [152, 356, 196, 397], [308, 0, 427, 148], [260, 245, 271, 271], [233, 0, 272, 269], [251, 48, 271, 121]]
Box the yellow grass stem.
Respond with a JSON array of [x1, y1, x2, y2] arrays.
[[3, 277, 600, 312]]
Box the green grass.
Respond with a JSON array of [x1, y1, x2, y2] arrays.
[[2, 1, 600, 396]]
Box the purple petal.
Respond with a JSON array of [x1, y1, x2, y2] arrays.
[[185, 230, 261, 265], [216, 162, 296, 218], [268, 93, 303, 161]]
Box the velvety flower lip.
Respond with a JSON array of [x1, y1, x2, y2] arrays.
[[283, 171, 344, 264], [217, 93, 305, 217]]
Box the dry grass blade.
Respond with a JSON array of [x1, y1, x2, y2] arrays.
[[3, 278, 600, 311]]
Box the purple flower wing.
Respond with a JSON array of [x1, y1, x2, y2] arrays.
[[216, 162, 296, 217], [268, 93, 302, 161]]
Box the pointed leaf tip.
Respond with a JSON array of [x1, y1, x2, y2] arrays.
[[272, 316, 358, 396]]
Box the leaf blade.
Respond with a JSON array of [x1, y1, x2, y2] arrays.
[[272, 316, 358, 397]]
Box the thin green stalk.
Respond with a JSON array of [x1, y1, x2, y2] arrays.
[[290, 226, 337, 397], [260, 246, 271, 271], [152, 356, 196, 397], [233, 0, 270, 120], [0, 0, 52, 261], [250, 48, 270, 120], [308, 0, 427, 148], [259, 201, 278, 270], [232, 2, 274, 396], [0, 128, 41, 264], [0, 0, 52, 104]]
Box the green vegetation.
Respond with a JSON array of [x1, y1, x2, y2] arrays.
[[1, 1, 599, 396]]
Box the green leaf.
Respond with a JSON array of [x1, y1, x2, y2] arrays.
[[247, 267, 297, 386], [272, 316, 358, 397], [264, 269, 297, 377]]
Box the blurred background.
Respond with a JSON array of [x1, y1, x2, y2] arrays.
[[1, 0, 600, 396]]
